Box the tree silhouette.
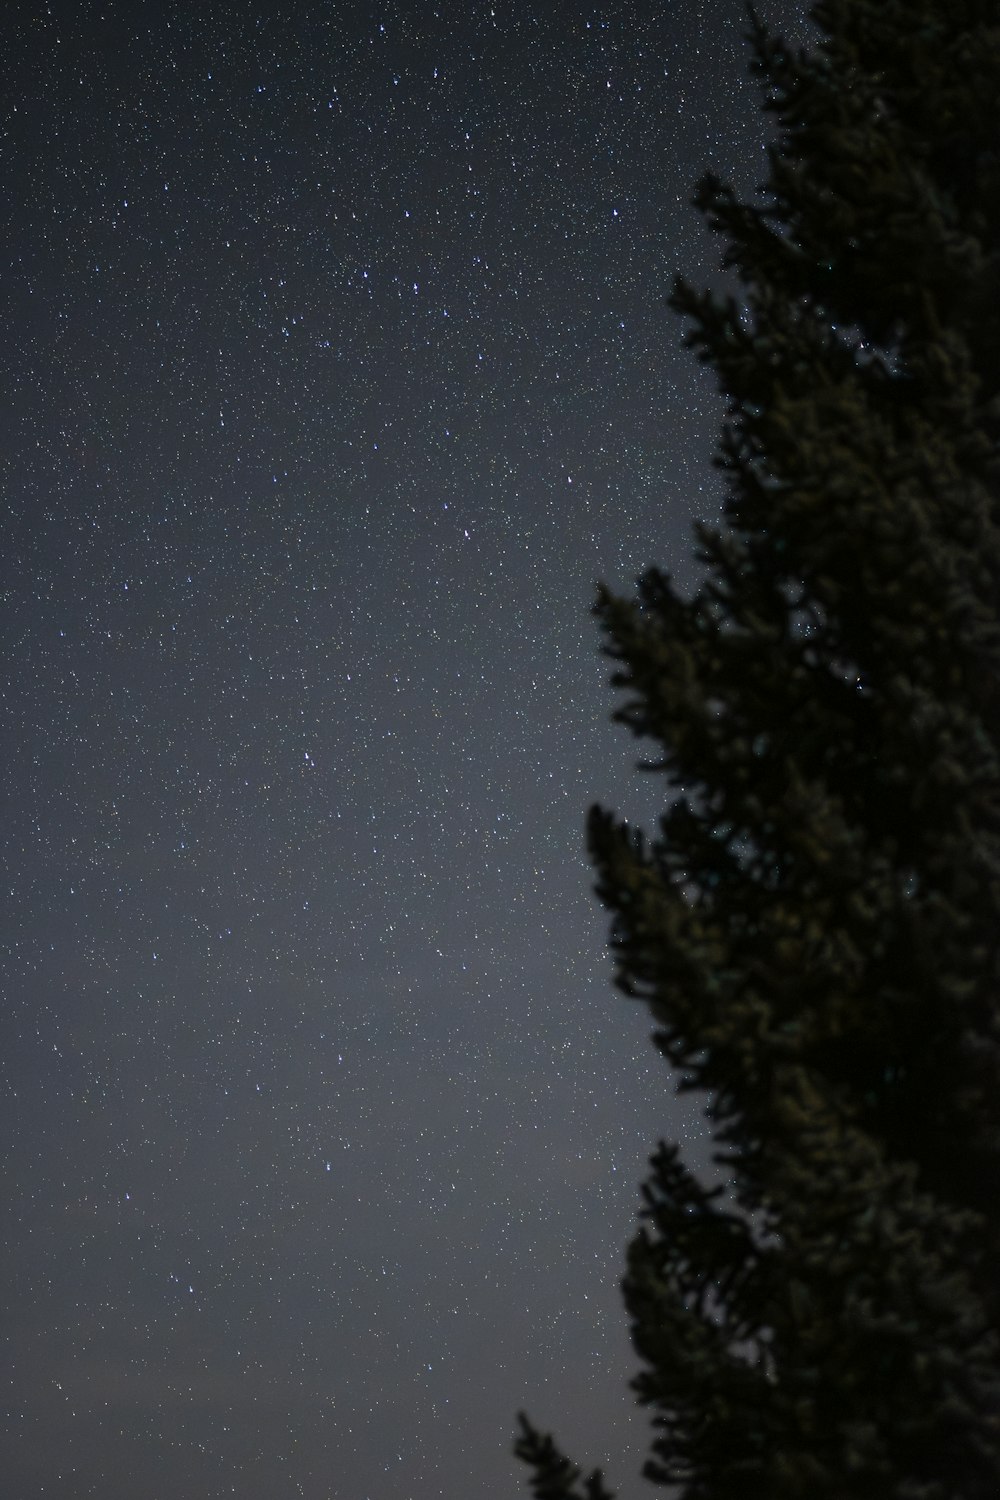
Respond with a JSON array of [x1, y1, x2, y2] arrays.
[[517, 1, 1000, 1495]]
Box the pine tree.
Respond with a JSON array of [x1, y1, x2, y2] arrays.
[[516, 2, 1000, 1496]]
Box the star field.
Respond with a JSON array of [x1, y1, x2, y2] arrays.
[[2, 2, 810, 1496]]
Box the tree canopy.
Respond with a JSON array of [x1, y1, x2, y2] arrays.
[[517, 2, 1000, 1495]]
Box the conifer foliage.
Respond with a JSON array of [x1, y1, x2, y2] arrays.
[[517, 2, 1000, 1496]]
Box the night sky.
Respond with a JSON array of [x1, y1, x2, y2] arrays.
[[3, 3, 811, 1496]]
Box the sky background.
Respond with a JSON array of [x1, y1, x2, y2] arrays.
[[2, 2, 813, 1496]]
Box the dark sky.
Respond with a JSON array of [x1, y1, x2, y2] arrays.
[[2, 2, 811, 1496]]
